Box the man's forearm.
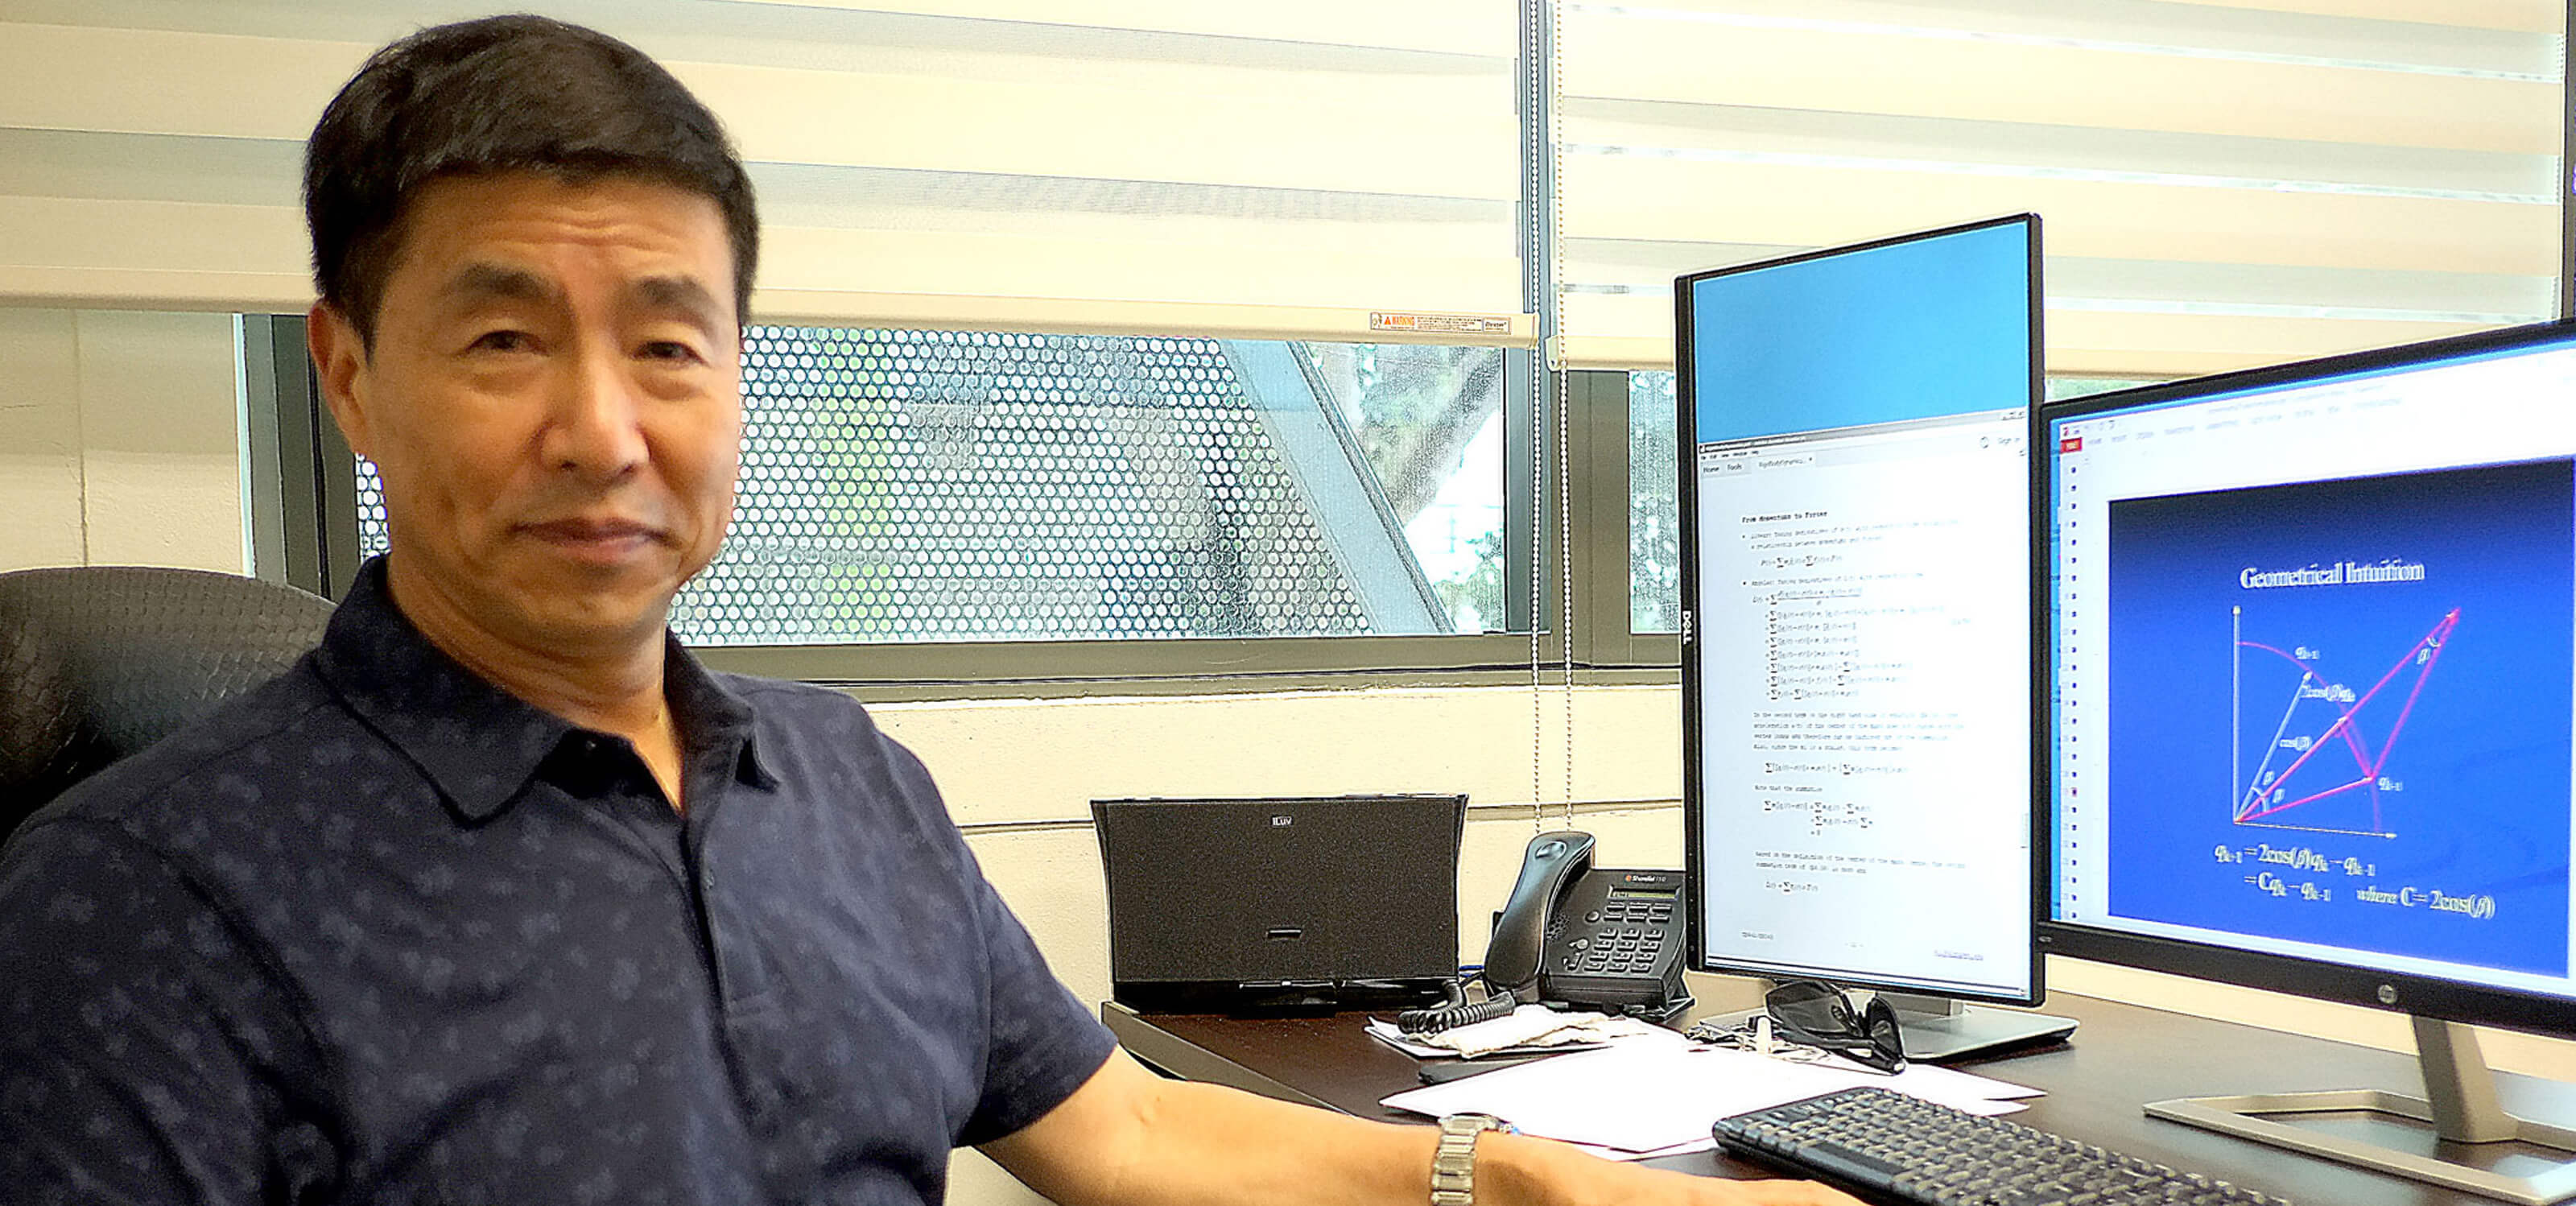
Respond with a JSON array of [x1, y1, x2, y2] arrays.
[[980, 1050, 1855, 1206], [985, 1055, 1439, 1206], [1129, 1079, 1444, 1206]]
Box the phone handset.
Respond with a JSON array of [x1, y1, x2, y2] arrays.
[[1483, 829, 1597, 993]]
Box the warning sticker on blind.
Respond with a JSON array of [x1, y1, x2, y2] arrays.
[[1369, 312, 1517, 336]]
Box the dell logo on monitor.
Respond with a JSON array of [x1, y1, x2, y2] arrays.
[[2377, 985, 2399, 1006]]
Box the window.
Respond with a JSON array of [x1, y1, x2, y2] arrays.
[[353, 329, 1508, 645]]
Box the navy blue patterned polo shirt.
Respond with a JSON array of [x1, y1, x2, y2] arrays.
[[0, 557, 1117, 1205]]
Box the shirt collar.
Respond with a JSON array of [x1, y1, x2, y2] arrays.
[[314, 556, 774, 822], [663, 627, 778, 795]]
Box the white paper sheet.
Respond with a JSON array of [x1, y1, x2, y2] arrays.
[[1563, 1136, 1719, 1163], [1381, 1044, 2034, 1154], [1362, 1006, 1680, 1059], [1790, 1054, 2041, 1106], [1366, 1028, 1600, 1061]]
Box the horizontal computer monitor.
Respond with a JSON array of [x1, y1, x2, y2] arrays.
[[1680, 214, 2046, 1012], [2045, 320, 2576, 1034]]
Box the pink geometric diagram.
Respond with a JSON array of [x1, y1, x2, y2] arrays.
[[2232, 607, 2458, 836]]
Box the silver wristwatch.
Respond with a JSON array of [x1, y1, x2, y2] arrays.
[[1430, 1113, 1510, 1206]]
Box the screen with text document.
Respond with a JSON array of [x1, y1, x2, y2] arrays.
[[1685, 217, 2037, 1002]]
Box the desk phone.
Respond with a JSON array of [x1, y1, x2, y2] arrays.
[[1486, 831, 1687, 1018], [1537, 866, 1687, 1014]]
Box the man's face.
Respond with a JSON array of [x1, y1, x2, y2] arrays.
[[312, 172, 741, 656]]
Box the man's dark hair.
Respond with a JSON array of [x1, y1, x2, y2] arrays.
[[304, 14, 758, 346]]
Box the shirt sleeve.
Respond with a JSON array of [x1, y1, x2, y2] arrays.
[[859, 731, 1117, 1146], [0, 819, 330, 1205], [957, 862, 1120, 1146]]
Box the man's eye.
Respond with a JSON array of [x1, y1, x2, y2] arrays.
[[470, 329, 535, 353], [640, 341, 704, 365]]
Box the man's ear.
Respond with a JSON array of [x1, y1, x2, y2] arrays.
[[307, 302, 375, 460]]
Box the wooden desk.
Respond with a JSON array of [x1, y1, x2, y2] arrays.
[[1104, 993, 2576, 1204]]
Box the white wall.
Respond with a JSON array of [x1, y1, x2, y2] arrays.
[[887, 684, 1684, 1003], [0, 308, 244, 573]]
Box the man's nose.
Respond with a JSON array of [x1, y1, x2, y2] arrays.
[[546, 343, 649, 480]]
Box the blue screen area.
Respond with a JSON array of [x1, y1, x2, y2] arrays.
[[1690, 220, 2029, 443], [2101, 461, 2575, 976]]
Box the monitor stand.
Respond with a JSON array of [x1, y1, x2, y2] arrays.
[[1878, 992, 2079, 1061], [2147, 1016, 2576, 1205]]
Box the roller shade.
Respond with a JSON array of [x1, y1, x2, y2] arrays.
[[1557, 0, 2565, 374], [0, 0, 1529, 344]]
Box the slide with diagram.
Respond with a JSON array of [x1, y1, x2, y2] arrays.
[[2102, 459, 2574, 976]]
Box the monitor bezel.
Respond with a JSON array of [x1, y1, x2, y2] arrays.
[[1677, 213, 2048, 1007], [2037, 316, 2576, 1039]]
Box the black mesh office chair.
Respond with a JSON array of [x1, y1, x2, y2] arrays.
[[0, 566, 334, 843]]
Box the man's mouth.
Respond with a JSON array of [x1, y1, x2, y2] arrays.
[[519, 518, 667, 551]]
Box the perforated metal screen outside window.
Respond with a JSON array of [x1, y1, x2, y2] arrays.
[[1628, 369, 1681, 635], [354, 328, 1505, 646]]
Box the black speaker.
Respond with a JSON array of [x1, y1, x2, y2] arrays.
[[1092, 794, 1466, 1013]]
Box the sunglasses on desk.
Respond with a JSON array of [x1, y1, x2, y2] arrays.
[[1765, 981, 1907, 1074]]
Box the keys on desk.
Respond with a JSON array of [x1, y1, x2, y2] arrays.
[[1715, 1087, 2293, 1206]]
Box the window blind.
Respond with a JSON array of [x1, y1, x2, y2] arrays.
[[0, 0, 1529, 345], [1556, 0, 2565, 374]]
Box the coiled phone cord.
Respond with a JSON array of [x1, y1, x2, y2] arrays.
[[1397, 978, 1517, 1035]]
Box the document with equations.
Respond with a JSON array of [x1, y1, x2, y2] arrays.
[[1691, 409, 2034, 998]]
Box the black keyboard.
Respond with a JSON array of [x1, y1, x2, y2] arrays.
[[1713, 1087, 2292, 1206]]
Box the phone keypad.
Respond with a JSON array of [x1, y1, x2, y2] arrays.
[[1557, 897, 1675, 978]]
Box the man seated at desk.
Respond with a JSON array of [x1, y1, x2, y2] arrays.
[[0, 15, 1850, 1206]]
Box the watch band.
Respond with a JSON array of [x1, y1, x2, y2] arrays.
[[1431, 1113, 1509, 1206]]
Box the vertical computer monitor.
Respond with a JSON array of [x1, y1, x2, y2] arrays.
[[1678, 215, 2071, 1059], [2046, 320, 2576, 1202]]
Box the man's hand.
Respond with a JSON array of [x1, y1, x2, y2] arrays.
[[980, 1048, 1862, 1206]]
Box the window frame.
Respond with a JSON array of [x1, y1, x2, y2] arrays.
[[245, 323, 1680, 696], [242, 315, 365, 601]]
